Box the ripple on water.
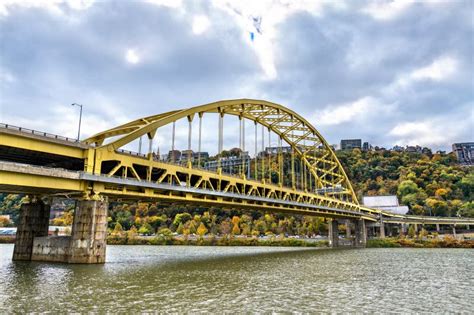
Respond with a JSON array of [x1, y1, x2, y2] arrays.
[[0, 245, 473, 313]]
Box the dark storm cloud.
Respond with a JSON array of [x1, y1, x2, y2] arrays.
[[0, 0, 472, 151]]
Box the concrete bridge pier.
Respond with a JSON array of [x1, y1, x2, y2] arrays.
[[353, 219, 367, 247], [328, 219, 339, 248], [13, 197, 51, 261], [345, 220, 352, 238], [379, 217, 386, 238], [13, 198, 108, 264], [68, 200, 108, 263]]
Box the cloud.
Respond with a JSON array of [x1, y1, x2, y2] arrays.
[[0, 0, 94, 16], [410, 56, 458, 81], [210, 0, 344, 79], [192, 15, 211, 35], [313, 97, 394, 126], [397, 55, 460, 88], [389, 114, 472, 147], [125, 49, 140, 64], [0, 0, 472, 152], [362, 0, 414, 21]]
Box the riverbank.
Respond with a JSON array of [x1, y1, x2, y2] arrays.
[[367, 236, 474, 248], [107, 235, 329, 247]]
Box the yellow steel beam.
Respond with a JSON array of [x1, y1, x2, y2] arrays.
[[0, 132, 85, 159]]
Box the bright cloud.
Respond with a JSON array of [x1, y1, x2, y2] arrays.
[[211, 0, 343, 80], [389, 114, 471, 147], [362, 0, 414, 20], [314, 97, 388, 126], [125, 49, 140, 64], [192, 15, 211, 35], [0, 0, 94, 16], [389, 56, 460, 92], [145, 0, 182, 9], [411, 56, 458, 81]]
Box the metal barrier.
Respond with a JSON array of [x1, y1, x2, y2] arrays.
[[0, 123, 78, 143]]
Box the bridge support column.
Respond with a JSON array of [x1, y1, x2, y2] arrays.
[[29, 199, 108, 264], [13, 198, 50, 261], [379, 217, 385, 238], [401, 224, 407, 235], [67, 200, 108, 263], [452, 225, 456, 237], [328, 219, 339, 248], [436, 224, 440, 232], [345, 220, 351, 239], [354, 219, 367, 247]]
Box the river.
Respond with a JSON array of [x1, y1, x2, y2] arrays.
[[0, 244, 472, 313]]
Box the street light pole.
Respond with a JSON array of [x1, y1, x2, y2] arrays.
[[71, 103, 83, 141]]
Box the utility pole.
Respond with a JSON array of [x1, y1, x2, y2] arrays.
[[71, 103, 83, 141]]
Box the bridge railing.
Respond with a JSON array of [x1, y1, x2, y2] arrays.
[[0, 123, 79, 143]]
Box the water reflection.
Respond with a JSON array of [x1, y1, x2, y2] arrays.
[[1, 244, 473, 313]]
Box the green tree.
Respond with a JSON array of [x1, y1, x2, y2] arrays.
[[398, 180, 419, 197], [112, 222, 124, 236], [138, 222, 153, 235]]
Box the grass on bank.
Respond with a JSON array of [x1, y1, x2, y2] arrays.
[[367, 236, 474, 248]]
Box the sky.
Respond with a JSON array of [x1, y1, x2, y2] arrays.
[[0, 0, 472, 154]]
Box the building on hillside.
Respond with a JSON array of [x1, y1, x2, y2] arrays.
[[392, 145, 404, 152], [362, 195, 409, 215], [340, 139, 362, 150], [362, 142, 372, 151], [405, 145, 422, 153], [179, 150, 210, 162], [204, 152, 250, 174], [452, 142, 474, 165], [167, 150, 182, 162]]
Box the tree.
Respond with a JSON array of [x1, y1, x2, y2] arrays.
[[127, 225, 138, 239], [157, 227, 173, 236], [398, 180, 419, 197], [219, 220, 232, 235], [112, 222, 124, 236], [0, 216, 11, 227], [173, 213, 192, 226], [459, 202, 474, 217], [52, 210, 74, 226], [138, 222, 153, 236], [197, 222, 208, 238], [232, 223, 241, 235], [408, 225, 416, 238], [176, 222, 184, 234]]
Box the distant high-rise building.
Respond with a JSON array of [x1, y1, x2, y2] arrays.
[[452, 142, 474, 165], [362, 142, 372, 151], [340, 139, 362, 150]]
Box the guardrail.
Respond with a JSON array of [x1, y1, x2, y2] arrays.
[[0, 123, 79, 143]]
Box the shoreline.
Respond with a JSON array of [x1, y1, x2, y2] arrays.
[[2, 235, 473, 248]]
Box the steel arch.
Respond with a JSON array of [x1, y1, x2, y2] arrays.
[[85, 99, 358, 204]]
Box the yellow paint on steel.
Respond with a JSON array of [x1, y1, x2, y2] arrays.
[[0, 171, 83, 192], [85, 99, 358, 204], [0, 131, 85, 159]]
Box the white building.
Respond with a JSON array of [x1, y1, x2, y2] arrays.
[[362, 195, 409, 215]]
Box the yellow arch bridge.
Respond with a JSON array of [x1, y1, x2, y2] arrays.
[[1, 99, 472, 263]]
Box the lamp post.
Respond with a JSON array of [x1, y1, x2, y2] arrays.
[[71, 103, 83, 141]]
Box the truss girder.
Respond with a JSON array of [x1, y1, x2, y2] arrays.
[[84, 99, 359, 204]]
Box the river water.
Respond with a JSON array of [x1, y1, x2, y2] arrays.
[[0, 244, 472, 313]]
